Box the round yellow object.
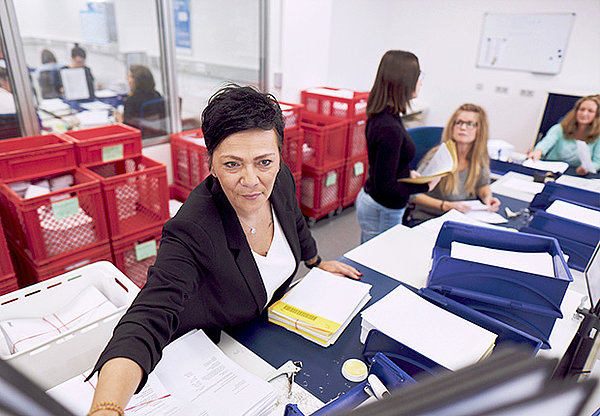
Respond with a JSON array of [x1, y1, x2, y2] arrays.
[[341, 358, 368, 382]]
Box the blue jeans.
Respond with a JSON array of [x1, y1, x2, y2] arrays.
[[356, 188, 405, 244]]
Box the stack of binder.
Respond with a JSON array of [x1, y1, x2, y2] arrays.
[[268, 268, 372, 347], [426, 221, 572, 349], [524, 182, 600, 271]]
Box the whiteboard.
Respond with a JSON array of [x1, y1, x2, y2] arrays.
[[477, 13, 576, 74]]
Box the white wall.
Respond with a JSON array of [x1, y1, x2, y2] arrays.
[[276, 0, 600, 152]]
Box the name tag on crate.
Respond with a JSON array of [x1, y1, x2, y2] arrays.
[[102, 144, 124, 162], [52, 197, 80, 220], [135, 240, 158, 261]]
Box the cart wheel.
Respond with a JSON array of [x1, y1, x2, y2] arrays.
[[335, 206, 344, 215], [327, 210, 335, 218], [306, 217, 316, 227]]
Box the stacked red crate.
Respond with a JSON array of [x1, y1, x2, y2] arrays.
[[0, 219, 17, 295], [280, 102, 305, 178], [301, 87, 369, 210], [170, 129, 210, 192], [110, 225, 162, 288]]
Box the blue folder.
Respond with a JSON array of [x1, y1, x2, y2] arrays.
[[522, 200, 600, 271], [427, 221, 572, 349], [530, 181, 600, 212]]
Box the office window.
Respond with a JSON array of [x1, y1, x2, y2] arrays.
[[0, 34, 24, 140], [11, 0, 172, 142]]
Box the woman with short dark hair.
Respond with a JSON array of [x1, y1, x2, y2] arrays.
[[356, 50, 439, 243], [87, 85, 361, 415]]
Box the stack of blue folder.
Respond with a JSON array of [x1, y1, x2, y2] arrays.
[[424, 221, 572, 349], [523, 182, 600, 271]]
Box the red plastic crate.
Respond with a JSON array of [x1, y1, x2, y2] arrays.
[[300, 113, 349, 170], [83, 156, 169, 240], [169, 183, 191, 201], [0, 273, 18, 296], [0, 220, 14, 277], [300, 162, 344, 221], [342, 153, 369, 207], [294, 171, 301, 206], [347, 116, 367, 158], [0, 133, 76, 182], [0, 168, 109, 263], [170, 129, 210, 190], [279, 101, 304, 130], [111, 225, 163, 288], [301, 87, 369, 119], [62, 123, 142, 166], [8, 240, 112, 288], [282, 127, 304, 176]]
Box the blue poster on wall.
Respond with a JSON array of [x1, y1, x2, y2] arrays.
[[174, 0, 191, 50]]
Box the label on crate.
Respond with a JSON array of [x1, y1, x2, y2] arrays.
[[353, 162, 364, 176], [102, 144, 124, 162], [135, 240, 158, 261], [52, 197, 80, 220], [325, 172, 338, 187]]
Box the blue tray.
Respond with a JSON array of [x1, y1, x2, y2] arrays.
[[530, 181, 600, 212]]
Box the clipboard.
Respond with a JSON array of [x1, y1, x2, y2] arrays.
[[398, 140, 458, 184]]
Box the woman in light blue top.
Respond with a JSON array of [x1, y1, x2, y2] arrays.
[[528, 95, 600, 175]]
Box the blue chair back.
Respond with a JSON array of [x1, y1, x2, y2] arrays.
[[407, 126, 444, 169]]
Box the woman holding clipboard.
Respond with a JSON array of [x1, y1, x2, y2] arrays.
[[356, 50, 439, 243]]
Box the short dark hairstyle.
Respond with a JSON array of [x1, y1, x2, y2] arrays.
[[129, 64, 155, 93], [71, 43, 86, 59], [201, 85, 284, 157], [41, 49, 57, 64], [367, 50, 420, 117]]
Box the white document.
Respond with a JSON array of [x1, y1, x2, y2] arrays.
[[39, 98, 72, 114], [47, 330, 278, 416], [60, 67, 91, 100], [555, 175, 600, 193], [413, 209, 507, 237], [79, 100, 113, 111], [418, 141, 455, 177], [0, 286, 117, 354], [460, 200, 489, 211], [546, 200, 600, 228], [522, 159, 569, 173], [465, 210, 508, 224], [269, 268, 372, 346], [361, 285, 497, 371], [576, 140, 597, 173], [451, 241, 555, 278], [77, 110, 111, 127], [490, 172, 544, 202], [94, 89, 119, 98]]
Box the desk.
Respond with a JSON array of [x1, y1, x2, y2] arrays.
[[490, 158, 600, 180]]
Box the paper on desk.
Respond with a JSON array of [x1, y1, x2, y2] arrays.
[[576, 140, 597, 173], [522, 159, 569, 173], [360, 285, 497, 371], [465, 210, 508, 224], [39, 98, 71, 114], [47, 371, 181, 416], [79, 100, 113, 111], [412, 209, 506, 237], [399, 141, 458, 184], [77, 110, 111, 127], [555, 175, 600, 193], [344, 224, 436, 288], [94, 89, 119, 98], [451, 241, 555, 278], [546, 200, 600, 228], [489, 171, 544, 202]]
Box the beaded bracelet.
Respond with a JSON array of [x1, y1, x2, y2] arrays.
[[87, 401, 125, 416]]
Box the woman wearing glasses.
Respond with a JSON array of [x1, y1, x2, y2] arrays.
[[404, 103, 500, 226], [356, 50, 439, 243]]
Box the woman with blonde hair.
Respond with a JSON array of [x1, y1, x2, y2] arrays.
[[528, 95, 600, 175], [404, 103, 500, 225]]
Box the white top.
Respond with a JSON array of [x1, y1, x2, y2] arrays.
[[252, 209, 295, 307]]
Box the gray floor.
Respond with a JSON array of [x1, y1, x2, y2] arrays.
[[296, 206, 362, 279]]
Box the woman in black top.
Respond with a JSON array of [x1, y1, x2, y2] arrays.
[[118, 65, 165, 137], [356, 50, 439, 243]]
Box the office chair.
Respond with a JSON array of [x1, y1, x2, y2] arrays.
[[407, 126, 444, 169], [138, 97, 167, 139]]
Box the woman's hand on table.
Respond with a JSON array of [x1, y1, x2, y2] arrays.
[[576, 165, 589, 176], [526, 148, 543, 161], [483, 196, 501, 212], [318, 260, 363, 280]]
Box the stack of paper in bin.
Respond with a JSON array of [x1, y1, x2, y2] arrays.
[[361, 285, 497, 371], [268, 268, 372, 347]]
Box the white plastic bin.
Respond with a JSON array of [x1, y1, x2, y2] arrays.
[[0, 261, 139, 389]]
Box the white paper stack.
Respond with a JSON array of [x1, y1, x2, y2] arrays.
[[0, 286, 117, 354], [522, 159, 569, 173], [268, 268, 372, 347], [361, 285, 497, 371], [47, 330, 278, 416]]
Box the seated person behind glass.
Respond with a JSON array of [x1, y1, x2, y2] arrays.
[[115, 65, 165, 132], [527, 95, 600, 176], [60, 43, 95, 97], [405, 103, 500, 226], [86, 85, 362, 416], [36, 49, 64, 99]]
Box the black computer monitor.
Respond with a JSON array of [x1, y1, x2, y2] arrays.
[[535, 93, 581, 144], [59, 67, 94, 101], [0, 359, 75, 416]]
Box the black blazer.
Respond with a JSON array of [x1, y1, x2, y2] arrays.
[[92, 164, 317, 390]]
